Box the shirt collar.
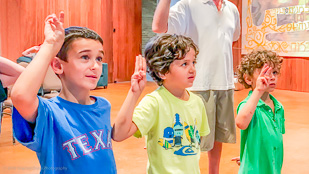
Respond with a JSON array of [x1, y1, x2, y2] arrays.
[[202, 0, 226, 5], [247, 91, 283, 111]]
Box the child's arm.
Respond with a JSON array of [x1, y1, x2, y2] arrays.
[[112, 55, 147, 142], [236, 64, 272, 130], [11, 12, 64, 123], [0, 57, 25, 87]]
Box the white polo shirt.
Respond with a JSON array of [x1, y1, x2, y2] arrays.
[[167, 0, 240, 90]]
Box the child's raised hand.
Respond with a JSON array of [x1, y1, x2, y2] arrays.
[[131, 55, 147, 94], [256, 64, 272, 92], [231, 156, 240, 166], [44, 11, 65, 49]]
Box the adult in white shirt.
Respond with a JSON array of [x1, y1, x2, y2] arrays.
[[152, 0, 240, 173]]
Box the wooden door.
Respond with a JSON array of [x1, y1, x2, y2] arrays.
[[113, 0, 142, 82]]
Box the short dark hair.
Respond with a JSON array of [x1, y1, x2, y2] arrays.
[[144, 34, 199, 86], [56, 26, 103, 61]]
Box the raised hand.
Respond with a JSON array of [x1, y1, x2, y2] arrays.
[[44, 12, 65, 49], [255, 64, 272, 92], [131, 55, 147, 94]]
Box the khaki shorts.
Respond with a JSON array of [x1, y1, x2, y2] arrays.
[[192, 90, 236, 151]]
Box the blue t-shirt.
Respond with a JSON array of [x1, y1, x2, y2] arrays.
[[13, 96, 117, 174]]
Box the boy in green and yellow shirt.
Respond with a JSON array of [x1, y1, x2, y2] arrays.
[[113, 34, 210, 173], [235, 50, 285, 174]]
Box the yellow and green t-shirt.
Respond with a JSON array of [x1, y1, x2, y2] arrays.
[[237, 91, 285, 174], [133, 86, 210, 174]]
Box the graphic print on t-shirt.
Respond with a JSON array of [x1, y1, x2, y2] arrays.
[[62, 129, 112, 160], [158, 113, 200, 156]]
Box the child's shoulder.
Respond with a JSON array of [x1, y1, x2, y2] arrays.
[[38, 96, 111, 109], [188, 91, 202, 100], [145, 86, 165, 98], [92, 96, 110, 104]]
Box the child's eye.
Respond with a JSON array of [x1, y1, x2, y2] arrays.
[[181, 63, 187, 66], [96, 57, 103, 62], [81, 55, 89, 60], [273, 71, 278, 75], [193, 60, 197, 65]]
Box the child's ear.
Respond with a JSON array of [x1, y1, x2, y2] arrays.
[[51, 57, 63, 75], [159, 72, 166, 80], [243, 74, 252, 86]]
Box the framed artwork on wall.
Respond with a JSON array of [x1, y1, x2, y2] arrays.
[[242, 0, 309, 57]]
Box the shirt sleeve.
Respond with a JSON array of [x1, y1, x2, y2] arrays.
[[167, 0, 189, 35], [12, 96, 52, 152], [233, 6, 241, 41], [132, 95, 158, 138], [236, 102, 246, 114]]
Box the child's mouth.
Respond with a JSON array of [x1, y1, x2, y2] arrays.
[[86, 75, 98, 79]]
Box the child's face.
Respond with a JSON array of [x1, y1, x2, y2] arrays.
[[162, 48, 196, 89], [250, 65, 279, 92], [61, 38, 103, 91]]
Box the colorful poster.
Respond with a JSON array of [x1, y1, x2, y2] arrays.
[[242, 0, 309, 57]]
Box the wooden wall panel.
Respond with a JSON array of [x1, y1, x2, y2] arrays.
[[277, 58, 309, 92], [101, 0, 114, 83], [0, 0, 114, 82], [113, 0, 142, 82]]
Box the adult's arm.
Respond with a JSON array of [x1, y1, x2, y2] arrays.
[[152, 0, 172, 33], [0, 57, 25, 87]]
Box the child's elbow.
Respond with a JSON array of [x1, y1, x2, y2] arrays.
[[236, 122, 247, 130], [235, 118, 248, 130], [112, 135, 126, 142], [11, 88, 25, 106], [11, 87, 36, 115], [111, 129, 126, 142]]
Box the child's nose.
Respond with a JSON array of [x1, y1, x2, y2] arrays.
[[269, 72, 276, 79], [189, 64, 195, 73], [90, 60, 100, 70]]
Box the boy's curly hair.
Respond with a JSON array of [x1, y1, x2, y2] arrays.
[[57, 26, 103, 62], [144, 34, 199, 86], [237, 49, 283, 88]]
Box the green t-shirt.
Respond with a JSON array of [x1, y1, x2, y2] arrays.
[[133, 86, 210, 174], [237, 91, 285, 174]]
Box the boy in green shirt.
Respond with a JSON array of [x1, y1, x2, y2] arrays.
[[235, 50, 285, 174]]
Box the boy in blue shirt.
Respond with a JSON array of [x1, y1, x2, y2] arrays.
[[235, 50, 285, 173], [11, 12, 146, 174]]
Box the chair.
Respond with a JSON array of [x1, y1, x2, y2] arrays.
[[18, 62, 61, 96], [40, 66, 62, 96], [0, 86, 15, 144], [96, 63, 108, 89]]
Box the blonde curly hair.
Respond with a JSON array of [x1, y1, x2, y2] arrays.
[[237, 50, 283, 89]]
